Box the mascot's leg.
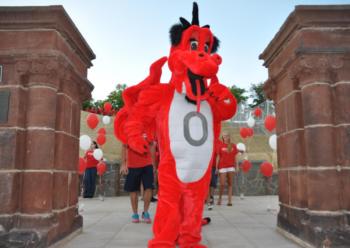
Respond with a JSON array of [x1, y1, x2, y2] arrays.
[[177, 169, 211, 248], [148, 162, 182, 248]]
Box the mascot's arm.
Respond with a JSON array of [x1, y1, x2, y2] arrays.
[[123, 85, 164, 154], [114, 57, 167, 150], [207, 77, 237, 121]]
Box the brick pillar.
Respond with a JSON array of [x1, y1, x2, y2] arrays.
[[0, 6, 95, 247], [260, 5, 350, 247]]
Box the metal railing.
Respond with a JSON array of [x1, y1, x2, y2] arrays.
[[228, 101, 275, 135]]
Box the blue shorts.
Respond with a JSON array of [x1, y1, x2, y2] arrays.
[[210, 167, 218, 188], [124, 165, 154, 192]]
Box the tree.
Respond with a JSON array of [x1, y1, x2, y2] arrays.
[[249, 82, 266, 108], [82, 83, 127, 115], [229, 85, 248, 104], [105, 83, 126, 110]]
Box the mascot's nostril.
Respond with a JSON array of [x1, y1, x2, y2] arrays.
[[198, 53, 204, 57]]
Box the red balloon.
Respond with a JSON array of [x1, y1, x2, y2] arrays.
[[97, 127, 106, 135], [97, 162, 107, 175], [104, 102, 112, 113], [264, 115, 276, 132], [247, 128, 254, 138], [78, 157, 86, 175], [240, 127, 248, 139], [87, 113, 99, 129], [96, 134, 106, 146], [253, 107, 262, 118], [241, 160, 252, 173], [260, 162, 273, 177]]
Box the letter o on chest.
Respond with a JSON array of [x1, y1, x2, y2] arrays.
[[183, 111, 208, 146]]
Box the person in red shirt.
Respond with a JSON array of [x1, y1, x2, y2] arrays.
[[120, 134, 155, 223], [83, 141, 100, 198], [216, 132, 241, 206]]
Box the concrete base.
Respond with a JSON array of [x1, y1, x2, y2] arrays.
[[277, 227, 315, 248], [49, 228, 82, 248]]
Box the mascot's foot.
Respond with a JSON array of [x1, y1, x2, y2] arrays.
[[201, 217, 211, 226]]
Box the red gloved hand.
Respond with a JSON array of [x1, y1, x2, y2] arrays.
[[208, 83, 233, 104]]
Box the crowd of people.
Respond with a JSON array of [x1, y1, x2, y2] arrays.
[[118, 131, 244, 223], [79, 132, 244, 224]]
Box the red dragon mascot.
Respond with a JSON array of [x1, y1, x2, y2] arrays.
[[114, 2, 237, 247]]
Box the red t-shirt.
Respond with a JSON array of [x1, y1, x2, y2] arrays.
[[126, 146, 152, 168], [85, 150, 99, 168], [217, 142, 238, 169]]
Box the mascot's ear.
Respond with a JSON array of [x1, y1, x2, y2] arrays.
[[211, 36, 220, 53], [169, 23, 184, 46]]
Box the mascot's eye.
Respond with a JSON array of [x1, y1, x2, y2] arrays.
[[204, 44, 209, 53], [190, 40, 198, 50]]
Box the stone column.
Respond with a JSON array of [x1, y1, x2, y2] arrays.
[[0, 6, 95, 247], [260, 5, 350, 247]]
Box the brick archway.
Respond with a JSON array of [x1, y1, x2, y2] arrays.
[[260, 5, 350, 247], [0, 6, 95, 247]]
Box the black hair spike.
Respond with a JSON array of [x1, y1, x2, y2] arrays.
[[211, 36, 220, 53], [179, 17, 191, 29], [169, 23, 184, 45]]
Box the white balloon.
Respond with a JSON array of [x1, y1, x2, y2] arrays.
[[93, 148, 103, 160], [236, 143, 246, 152], [269, 134, 277, 151], [247, 117, 255, 127], [79, 135, 91, 151], [102, 116, 111, 125]]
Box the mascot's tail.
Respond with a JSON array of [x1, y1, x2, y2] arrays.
[[114, 57, 167, 144]]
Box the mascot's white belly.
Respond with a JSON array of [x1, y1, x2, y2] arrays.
[[169, 91, 214, 183]]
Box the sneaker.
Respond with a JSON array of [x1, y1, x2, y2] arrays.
[[151, 196, 158, 202], [142, 212, 152, 224], [207, 203, 213, 211], [131, 213, 140, 223]]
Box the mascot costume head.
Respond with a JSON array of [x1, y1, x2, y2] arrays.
[[115, 2, 237, 247]]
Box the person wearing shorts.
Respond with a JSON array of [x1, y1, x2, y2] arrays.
[[206, 151, 218, 210], [120, 136, 155, 223], [216, 132, 240, 206]]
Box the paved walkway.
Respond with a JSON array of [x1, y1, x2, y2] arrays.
[[62, 196, 299, 248]]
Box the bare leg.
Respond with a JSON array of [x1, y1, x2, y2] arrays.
[[210, 187, 215, 201], [143, 188, 152, 212], [206, 187, 211, 204], [140, 183, 144, 200], [217, 173, 226, 205], [130, 192, 138, 214], [227, 172, 234, 205]]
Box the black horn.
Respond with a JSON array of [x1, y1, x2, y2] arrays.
[[192, 2, 199, 25]]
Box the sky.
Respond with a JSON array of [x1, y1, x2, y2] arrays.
[[2, 0, 349, 101]]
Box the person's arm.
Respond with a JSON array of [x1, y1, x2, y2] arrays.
[[150, 141, 158, 171], [233, 145, 240, 171], [120, 144, 128, 175], [215, 155, 219, 174], [84, 151, 88, 160]]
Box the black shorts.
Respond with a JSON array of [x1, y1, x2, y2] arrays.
[[124, 165, 154, 192], [210, 167, 218, 188]]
